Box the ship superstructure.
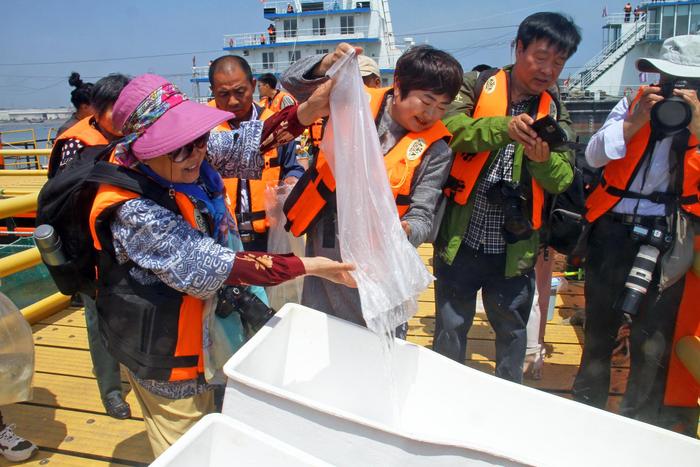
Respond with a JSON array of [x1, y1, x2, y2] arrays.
[[567, 0, 700, 98], [190, 0, 405, 101]]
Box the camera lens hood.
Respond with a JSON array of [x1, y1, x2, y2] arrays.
[[650, 98, 692, 136]]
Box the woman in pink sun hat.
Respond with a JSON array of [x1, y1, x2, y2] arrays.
[[89, 73, 352, 456]]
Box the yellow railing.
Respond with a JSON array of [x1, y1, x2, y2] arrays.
[[0, 187, 69, 324], [0, 148, 50, 170]]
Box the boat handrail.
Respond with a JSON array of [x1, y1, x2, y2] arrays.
[[224, 25, 371, 48], [0, 184, 70, 323]]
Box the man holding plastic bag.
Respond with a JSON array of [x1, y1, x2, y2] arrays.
[[0, 292, 38, 462], [281, 44, 463, 334]]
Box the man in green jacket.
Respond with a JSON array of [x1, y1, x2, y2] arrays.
[[432, 12, 580, 383]]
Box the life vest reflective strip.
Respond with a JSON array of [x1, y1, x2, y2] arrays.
[[48, 116, 108, 177], [442, 69, 550, 229], [283, 86, 451, 237], [585, 87, 700, 223], [664, 236, 700, 407], [207, 101, 281, 233], [90, 184, 232, 381]]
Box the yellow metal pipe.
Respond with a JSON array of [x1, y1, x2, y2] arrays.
[[0, 189, 36, 196], [676, 336, 700, 386], [0, 192, 38, 219], [0, 247, 41, 278], [0, 169, 48, 176], [21, 292, 71, 325], [0, 149, 51, 156]]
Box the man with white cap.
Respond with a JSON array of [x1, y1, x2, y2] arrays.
[[574, 35, 700, 435], [358, 54, 381, 88]]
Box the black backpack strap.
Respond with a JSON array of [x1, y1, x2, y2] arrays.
[[86, 162, 179, 213]]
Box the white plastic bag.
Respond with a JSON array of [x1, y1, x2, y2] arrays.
[[0, 292, 34, 405], [322, 50, 432, 336], [265, 181, 305, 310]]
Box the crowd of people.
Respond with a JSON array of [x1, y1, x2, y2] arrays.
[[2, 10, 699, 463]]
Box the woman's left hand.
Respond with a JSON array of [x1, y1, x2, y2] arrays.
[[300, 256, 357, 288]]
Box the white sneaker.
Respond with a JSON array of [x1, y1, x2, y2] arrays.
[[0, 424, 38, 462]]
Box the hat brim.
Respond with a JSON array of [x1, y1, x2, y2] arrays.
[[132, 100, 233, 160], [636, 57, 700, 79]]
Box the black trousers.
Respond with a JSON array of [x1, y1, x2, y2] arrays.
[[573, 215, 698, 435], [433, 245, 535, 383]]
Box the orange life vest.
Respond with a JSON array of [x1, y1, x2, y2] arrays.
[[585, 88, 700, 223], [208, 101, 282, 233], [259, 90, 297, 113], [48, 116, 108, 177], [89, 182, 234, 381], [283, 86, 451, 237], [664, 236, 700, 407], [442, 69, 553, 230]]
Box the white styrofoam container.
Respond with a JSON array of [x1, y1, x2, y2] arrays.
[[150, 413, 332, 467], [223, 304, 700, 467]]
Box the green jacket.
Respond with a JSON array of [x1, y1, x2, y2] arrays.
[[436, 67, 575, 277]]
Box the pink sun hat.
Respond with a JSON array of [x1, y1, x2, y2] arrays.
[[112, 74, 233, 160]]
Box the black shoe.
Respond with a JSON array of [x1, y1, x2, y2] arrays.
[[103, 393, 131, 419]]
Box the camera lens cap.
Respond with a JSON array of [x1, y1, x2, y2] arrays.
[[651, 98, 693, 136]]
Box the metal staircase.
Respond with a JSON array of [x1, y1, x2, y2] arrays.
[[568, 15, 647, 92]]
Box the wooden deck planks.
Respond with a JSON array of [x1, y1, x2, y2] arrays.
[[1, 404, 152, 465], [0, 450, 131, 467], [29, 372, 143, 420]]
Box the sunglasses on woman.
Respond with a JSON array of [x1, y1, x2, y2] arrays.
[[168, 132, 209, 163]]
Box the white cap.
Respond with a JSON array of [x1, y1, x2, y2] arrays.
[[358, 55, 380, 77], [636, 35, 700, 78]]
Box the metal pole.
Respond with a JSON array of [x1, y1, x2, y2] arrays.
[[0, 247, 41, 279]]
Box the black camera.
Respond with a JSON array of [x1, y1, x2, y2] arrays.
[[487, 181, 533, 243], [651, 79, 695, 136], [216, 286, 276, 334], [616, 224, 673, 316]]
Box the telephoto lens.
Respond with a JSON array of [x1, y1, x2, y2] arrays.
[[618, 244, 661, 316], [34, 224, 67, 266]]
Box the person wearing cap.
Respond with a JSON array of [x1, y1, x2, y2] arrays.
[[358, 54, 381, 88], [88, 73, 354, 456], [258, 73, 297, 112], [280, 43, 462, 335], [208, 56, 304, 252], [574, 35, 700, 435]]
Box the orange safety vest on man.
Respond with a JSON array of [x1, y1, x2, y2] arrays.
[[259, 90, 297, 113], [48, 116, 108, 177], [207, 101, 282, 234], [442, 69, 555, 230], [584, 88, 700, 223], [89, 182, 232, 381], [283, 86, 451, 237]]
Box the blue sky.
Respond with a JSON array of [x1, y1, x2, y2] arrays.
[[0, 0, 619, 108]]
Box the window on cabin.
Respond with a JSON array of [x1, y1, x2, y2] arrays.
[[263, 52, 275, 69], [313, 17, 327, 36], [288, 50, 301, 63], [340, 15, 354, 34], [284, 19, 298, 38], [691, 4, 700, 34]]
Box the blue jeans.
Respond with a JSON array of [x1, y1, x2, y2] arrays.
[[433, 246, 534, 383]]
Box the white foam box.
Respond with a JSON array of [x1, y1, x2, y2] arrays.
[[150, 413, 331, 466], [223, 304, 700, 466]]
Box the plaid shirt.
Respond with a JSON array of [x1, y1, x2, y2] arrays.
[[463, 99, 533, 254]]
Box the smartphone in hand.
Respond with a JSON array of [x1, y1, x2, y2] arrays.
[[530, 115, 568, 148]]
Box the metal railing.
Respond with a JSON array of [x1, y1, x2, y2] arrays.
[[261, 0, 359, 15], [224, 25, 371, 48], [568, 14, 647, 91], [192, 59, 299, 78], [0, 187, 70, 324], [0, 148, 51, 170]]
